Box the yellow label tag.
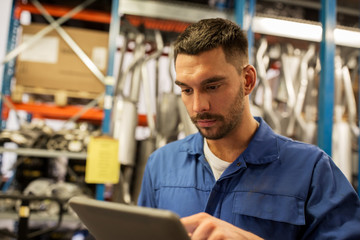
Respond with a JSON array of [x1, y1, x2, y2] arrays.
[[19, 206, 30, 218], [85, 136, 120, 184]]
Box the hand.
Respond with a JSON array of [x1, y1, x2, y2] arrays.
[[181, 212, 263, 240]]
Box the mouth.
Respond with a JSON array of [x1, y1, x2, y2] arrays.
[[191, 113, 223, 129], [196, 119, 217, 128]]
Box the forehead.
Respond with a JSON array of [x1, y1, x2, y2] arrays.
[[175, 47, 226, 66], [175, 48, 237, 83]]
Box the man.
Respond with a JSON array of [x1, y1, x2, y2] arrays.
[[138, 18, 360, 239]]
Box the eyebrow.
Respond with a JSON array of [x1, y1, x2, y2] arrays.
[[175, 80, 187, 87], [175, 76, 226, 87]]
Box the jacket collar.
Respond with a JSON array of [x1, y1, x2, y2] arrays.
[[180, 117, 280, 165], [242, 117, 280, 165]]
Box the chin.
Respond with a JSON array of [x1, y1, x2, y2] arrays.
[[199, 129, 224, 140]]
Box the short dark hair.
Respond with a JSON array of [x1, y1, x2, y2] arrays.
[[174, 18, 248, 69]]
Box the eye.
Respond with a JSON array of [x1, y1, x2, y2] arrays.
[[181, 88, 193, 95], [206, 84, 220, 91]]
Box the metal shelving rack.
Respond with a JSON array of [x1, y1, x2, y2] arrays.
[[0, 0, 120, 202], [0, 147, 87, 159], [0, 1, 108, 160], [0, 3, 121, 236]]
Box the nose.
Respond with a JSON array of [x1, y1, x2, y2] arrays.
[[192, 91, 210, 113]]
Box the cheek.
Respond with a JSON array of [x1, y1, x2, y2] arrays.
[[181, 95, 193, 112], [214, 91, 233, 106]]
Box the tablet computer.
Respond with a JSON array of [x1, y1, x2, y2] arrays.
[[68, 196, 190, 240]]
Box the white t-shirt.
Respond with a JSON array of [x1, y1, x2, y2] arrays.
[[203, 139, 231, 180]]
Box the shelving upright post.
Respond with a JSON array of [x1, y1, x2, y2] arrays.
[[235, 0, 246, 30], [235, 0, 256, 64], [96, 0, 120, 201], [1, 0, 18, 129], [317, 0, 336, 156]]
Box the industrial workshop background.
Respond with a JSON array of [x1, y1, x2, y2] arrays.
[[0, 0, 359, 239]]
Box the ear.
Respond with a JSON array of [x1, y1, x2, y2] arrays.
[[243, 65, 257, 95]]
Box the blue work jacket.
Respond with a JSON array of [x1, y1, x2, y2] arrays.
[[138, 117, 360, 239]]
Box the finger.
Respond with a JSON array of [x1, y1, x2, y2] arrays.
[[191, 218, 216, 240], [181, 214, 201, 234]]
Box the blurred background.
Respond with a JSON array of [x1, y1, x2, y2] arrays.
[[0, 0, 359, 239]]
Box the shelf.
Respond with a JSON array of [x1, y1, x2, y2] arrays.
[[0, 211, 80, 224], [2, 98, 150, 126], [124, 15, 191, 33], [0, 147, 87, 159], [16, 2, 111, 24], [118, 0, 233, 23], [0, 193, 83, 236], [0, 211, 82, 236], [5, 101, 104, 122]]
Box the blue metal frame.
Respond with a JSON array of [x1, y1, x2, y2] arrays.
[[247, 0, 256, 64], [235, 0, 246, 28], [235, 0, 256, 64], [317, 0, 336, 156], [96, 0, 120, 201], [1, 0, 18, 192], [1, 0, 18, 129], [102, 0, 119, 135]]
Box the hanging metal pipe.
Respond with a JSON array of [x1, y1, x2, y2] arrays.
[[256, 38, 281, 133], [141, 30, 164, 137], [286, 44, 315, 137], [342, 66, 359, 138]]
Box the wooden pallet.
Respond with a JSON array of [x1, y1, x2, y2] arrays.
[[12, 85, 104, 107]]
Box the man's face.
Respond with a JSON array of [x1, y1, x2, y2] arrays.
[[175, 47, 246, 140]]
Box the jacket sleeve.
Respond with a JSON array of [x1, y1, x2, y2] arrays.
[[304, 153, 360, 239], [137, 155, 157, 208]]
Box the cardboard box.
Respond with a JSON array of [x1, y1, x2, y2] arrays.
[[15, 23, 108, 95]]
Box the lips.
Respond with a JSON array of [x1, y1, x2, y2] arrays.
[[196, 119, 217, 128]]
